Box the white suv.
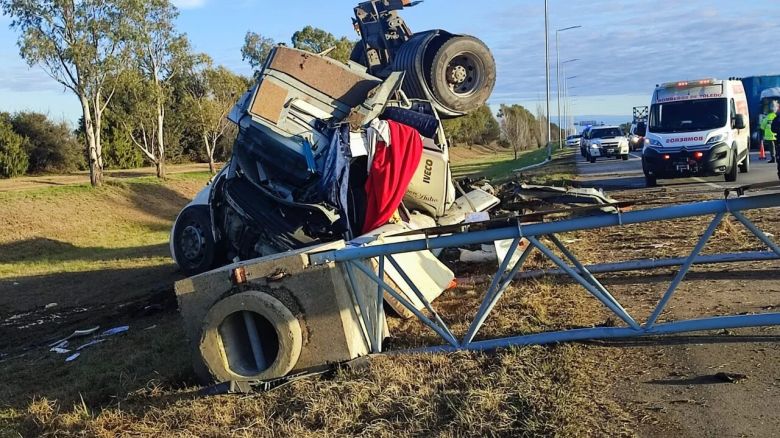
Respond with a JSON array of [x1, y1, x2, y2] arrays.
[[584, 126, 630, 163]]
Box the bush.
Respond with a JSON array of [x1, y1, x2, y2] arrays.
[[10, 112, 83, 173], [0, 120, 29, 178], [442, 105, 500, 146]]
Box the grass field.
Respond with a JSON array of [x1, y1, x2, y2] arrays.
[[450, 144, 551, 180], [0, 152, 635, 436]]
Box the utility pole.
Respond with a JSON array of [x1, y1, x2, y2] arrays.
[[556, 26, 581, 149], [544, 0, 551, 160]]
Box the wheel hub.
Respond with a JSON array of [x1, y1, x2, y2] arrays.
[[447, 65, 468, 85], [181, 224, 205, 261]]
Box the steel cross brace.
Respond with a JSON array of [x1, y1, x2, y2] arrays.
[[319, 193, 780, 354]]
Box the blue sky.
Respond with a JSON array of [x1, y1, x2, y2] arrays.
[[1, 0, 778, 126]]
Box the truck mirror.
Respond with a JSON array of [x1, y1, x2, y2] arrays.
[[636, 122, 647, 137], [734, 114, 746, 130]]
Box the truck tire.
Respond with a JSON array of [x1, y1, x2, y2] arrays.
[[622, 154, 629, 161], [589, 155, 597, 163], [199, 291, 303, 383], [725, 149, 738, 182], [428, 35, 496, 116], [172, 205, 216, 276]]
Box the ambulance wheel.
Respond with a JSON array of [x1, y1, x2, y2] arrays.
[[725, 149, 738, 182], [739, 152, 750, 173]]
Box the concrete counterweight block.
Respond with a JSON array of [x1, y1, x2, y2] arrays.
[[200, 291, 303, 382], [175, 241, 380, 383]]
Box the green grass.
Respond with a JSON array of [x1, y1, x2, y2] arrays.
[[451, 147, 563, 182]]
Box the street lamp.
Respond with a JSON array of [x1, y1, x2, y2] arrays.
[[544, 0, 551, 159], [558, 59, 578, 143], [563, 74, 578, 137], [556, 25, 581, 148]]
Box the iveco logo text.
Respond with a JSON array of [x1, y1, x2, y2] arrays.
[[667, 136, 704, 144], [422, 159, 434, 184]]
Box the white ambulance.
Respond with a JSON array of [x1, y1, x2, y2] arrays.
[[642, 79, 750, 187]]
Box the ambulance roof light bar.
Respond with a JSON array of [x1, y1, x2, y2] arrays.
[[658, 78, 718, 89]]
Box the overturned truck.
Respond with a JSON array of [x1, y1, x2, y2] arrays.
[[171, 1, 500, 384], [170, 0, 497, 276]]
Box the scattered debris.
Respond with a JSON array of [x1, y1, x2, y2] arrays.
[[50, 347, 71, 354], [48, 326, 100, 347], [76, 339, 106, 351], [714, 372, 748, 383], [100, 326, 129, 337], [65, 353, 80, 362], [44, 303, 58, 310]]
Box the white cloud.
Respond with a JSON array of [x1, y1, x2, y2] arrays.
[[172, 0, 207, 9]]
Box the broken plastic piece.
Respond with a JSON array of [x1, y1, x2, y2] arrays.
[[65, 353, 80, 362], [101, 326, 129, 337], [48, 326, 100, 347], [77, 339, 106, 351]]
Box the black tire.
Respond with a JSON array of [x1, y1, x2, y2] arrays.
[[172, 205, 216, 276], [739, 148, 750, 174], [725, 149, 738, 182], [645, 174, 657, 187], [428, 35, 496, 115], [622, 154, 629, 161], [589, 156, 597, 163]]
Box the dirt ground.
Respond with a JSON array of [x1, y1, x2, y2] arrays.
[[1, 151, 778, 436], [0, 163, 216, 193], [560, 180, 780, 437]]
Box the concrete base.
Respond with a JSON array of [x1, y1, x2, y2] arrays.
[[175, 241, 381, 382]]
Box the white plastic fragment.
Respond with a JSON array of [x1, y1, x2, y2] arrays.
[[48, 326, 100, 347], [100, 326, 129, 337], [76, 339, 106, 351], [65, 353, 80, 362]]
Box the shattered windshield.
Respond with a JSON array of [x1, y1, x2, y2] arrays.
[[649, 98, 728, 133], [591, 128, 622, 138]]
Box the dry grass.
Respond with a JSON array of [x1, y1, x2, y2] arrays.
[[0, 154, 641, 437]]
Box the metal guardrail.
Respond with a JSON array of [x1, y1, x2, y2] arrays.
[[310, 192, 780, 354]]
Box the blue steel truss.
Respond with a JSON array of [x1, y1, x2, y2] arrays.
[[309, 193, 780, 354]]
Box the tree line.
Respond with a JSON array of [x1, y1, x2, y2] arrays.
[[0, 0, 357, 184]]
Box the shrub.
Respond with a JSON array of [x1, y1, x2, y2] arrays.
[[0, 120, 29, 178], [10, 112, 82, 173]]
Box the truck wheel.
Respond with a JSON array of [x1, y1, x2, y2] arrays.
[[173, 205, 216, 276], [739, 152, 750, 173], [645, 174, 657, 187], [589, 156, 597, 163], [428, 35, 496, 115], [622, 154, 629, 161], [725, 150, 738, 182]]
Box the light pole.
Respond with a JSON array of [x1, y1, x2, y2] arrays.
[[556, 25, 581, 148], [544, 0, 551, 159], [564, 75, 578, 137], [558, 59, 578, 144]]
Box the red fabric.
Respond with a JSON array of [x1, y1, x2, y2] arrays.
[[362, 121, 423, 233]]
